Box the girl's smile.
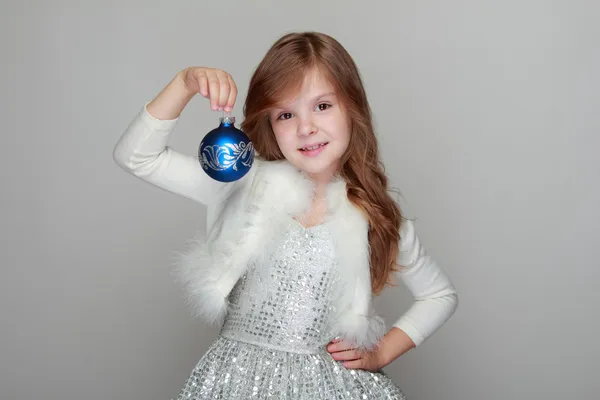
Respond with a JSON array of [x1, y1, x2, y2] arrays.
[[299, 141, 329, 156]]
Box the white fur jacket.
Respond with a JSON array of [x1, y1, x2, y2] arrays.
[[176, 158, 388, 350], [113, 102, 459, 349]]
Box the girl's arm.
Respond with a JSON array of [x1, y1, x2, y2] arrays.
[[113, 68, 242, 206], [385, 220, 459, 355], [329, 220, 458, 370]]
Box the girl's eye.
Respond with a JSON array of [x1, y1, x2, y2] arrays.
[[316, 103, 331, 111], [277, 112, 293, 120]]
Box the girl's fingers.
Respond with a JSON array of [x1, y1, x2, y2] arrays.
[[225, 75, 237, 112], [330, 349, 361, 361], [191, 68, 236, 111], [206, 70, 220, 110], [197, 71, 209, 98], [341, 359, 363, 369], [217, 72, 230, 110], [327, 339, 354, 352]]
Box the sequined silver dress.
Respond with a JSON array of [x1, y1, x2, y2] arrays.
[[175, 220, 406, 399]]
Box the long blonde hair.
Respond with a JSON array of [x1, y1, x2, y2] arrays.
[[241, 32, 403, 294]]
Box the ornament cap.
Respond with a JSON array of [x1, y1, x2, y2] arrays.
[[220, 113, 235, 126]]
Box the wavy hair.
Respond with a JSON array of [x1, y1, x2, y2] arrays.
[[241, 32, 403, 294]]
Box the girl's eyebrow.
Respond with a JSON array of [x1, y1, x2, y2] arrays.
[[272, 92, 337, 111], [314, 92, 336, 101]]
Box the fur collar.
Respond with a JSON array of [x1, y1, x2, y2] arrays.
[[173, 159, 385, 350]]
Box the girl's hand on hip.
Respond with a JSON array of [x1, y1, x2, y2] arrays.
[[326, 338, 385, 372]]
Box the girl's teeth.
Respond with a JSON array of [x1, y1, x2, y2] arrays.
[[303, 144, 324, 151]]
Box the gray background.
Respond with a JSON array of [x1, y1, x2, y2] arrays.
[[2, 1, 599, 399]]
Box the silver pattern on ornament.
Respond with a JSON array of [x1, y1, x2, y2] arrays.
[[199, 141, 255, 172]]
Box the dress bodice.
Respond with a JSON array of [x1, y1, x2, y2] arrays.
[[219, 221, 341, 353]]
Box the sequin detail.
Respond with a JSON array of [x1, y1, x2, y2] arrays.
[[175, 221, 406, 399], [221, 222, 339, 353]]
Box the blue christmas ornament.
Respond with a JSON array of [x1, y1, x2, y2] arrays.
[[198, 114, 255, 182]]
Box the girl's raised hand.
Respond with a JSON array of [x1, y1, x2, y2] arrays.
[[181, 67, 237, 112]]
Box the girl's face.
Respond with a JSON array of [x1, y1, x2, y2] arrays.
[[268, 68, 351, 183]]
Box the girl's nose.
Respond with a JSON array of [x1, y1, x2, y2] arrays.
[[297, 117, 317, 137]]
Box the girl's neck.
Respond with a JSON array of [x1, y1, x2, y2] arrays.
[[306, 164, 341, 199], [310, 175, 333, 200], [296, 166, 343, 228]]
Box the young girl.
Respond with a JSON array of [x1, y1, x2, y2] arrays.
[[113, 32, 458, 399]]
